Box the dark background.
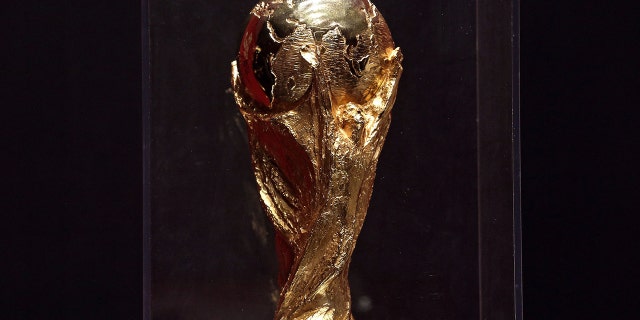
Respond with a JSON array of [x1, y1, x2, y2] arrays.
[[5, 0, 637, 319]]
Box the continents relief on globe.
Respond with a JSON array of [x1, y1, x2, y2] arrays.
[[231, 1, 402, 319]]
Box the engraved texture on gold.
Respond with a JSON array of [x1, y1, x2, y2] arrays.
[[231, 1, 402, 319]]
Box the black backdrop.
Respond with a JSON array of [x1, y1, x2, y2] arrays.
[[9, 0, 634, 319]]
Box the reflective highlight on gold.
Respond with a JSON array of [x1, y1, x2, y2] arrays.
[[231, 1, 402, 319]]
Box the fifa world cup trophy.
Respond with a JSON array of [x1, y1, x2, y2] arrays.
[[231, 1, 402, 318]]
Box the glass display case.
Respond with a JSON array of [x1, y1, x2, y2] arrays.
[[143, 0, 521, 319]]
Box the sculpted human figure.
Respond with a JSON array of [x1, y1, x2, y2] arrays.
[[231, 1, 402, 318]]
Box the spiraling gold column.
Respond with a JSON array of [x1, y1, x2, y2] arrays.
[[231, 1, 402, 319]]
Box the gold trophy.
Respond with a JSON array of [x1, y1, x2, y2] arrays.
[[231, 1, 402, 318]]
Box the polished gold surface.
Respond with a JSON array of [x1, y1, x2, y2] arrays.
[[231, 1, 402, 319]]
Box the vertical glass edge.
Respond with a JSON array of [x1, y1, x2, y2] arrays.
[[142, 0, 151, 318], [512, 0, 523, 318], [475, 0, 483, 317]]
